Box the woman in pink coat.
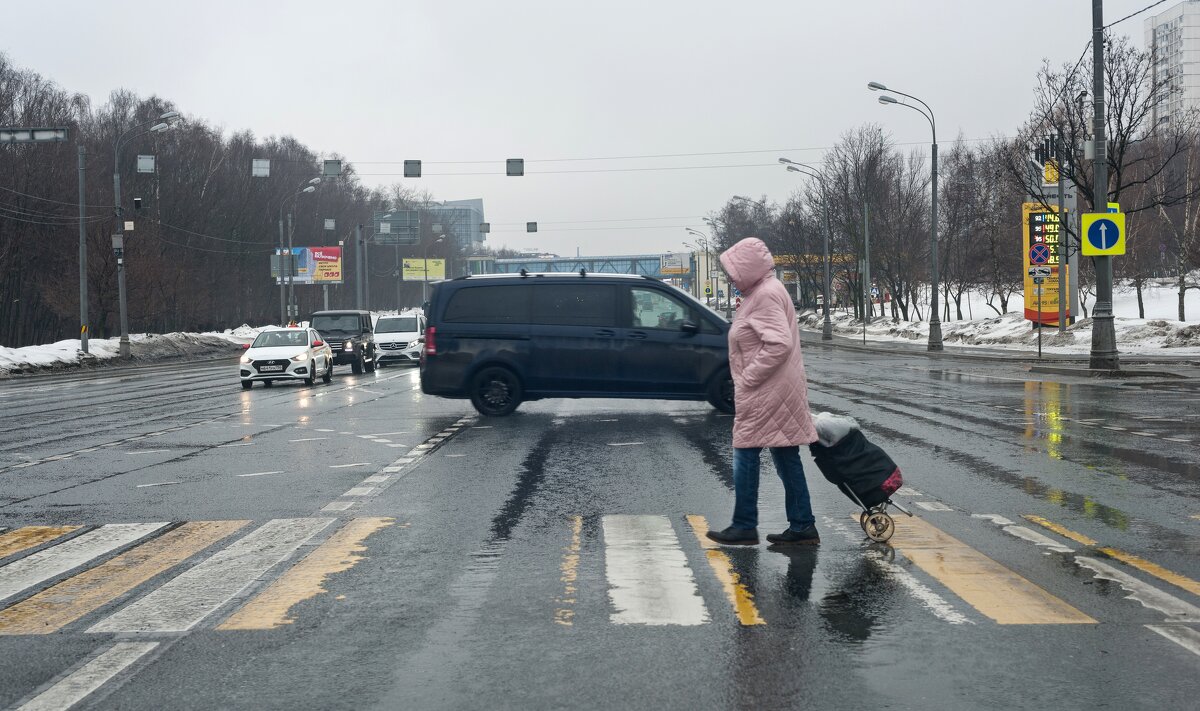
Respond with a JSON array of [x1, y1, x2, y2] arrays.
[[707, 237, 820, 546]]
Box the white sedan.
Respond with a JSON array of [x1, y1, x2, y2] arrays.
[[239, 327, 334, 388]]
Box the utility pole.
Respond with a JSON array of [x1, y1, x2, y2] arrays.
[[1056, 135, 1068, 334], [278, 216, 286, 325], [1089, 0, 1120, 370], [355, 224, 364, 310], [77, 145, 89, 354], [287, 211, 296, 322], [863, 202, 871, 327]]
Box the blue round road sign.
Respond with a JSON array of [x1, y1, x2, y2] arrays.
[[1029, 243, 1050, 265], [1087, 218, 1120, 250]]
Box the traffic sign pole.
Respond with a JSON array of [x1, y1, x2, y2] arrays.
[[1089, 0, 1119, 371]]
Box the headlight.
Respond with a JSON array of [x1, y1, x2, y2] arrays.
[[343, 340, 354, 351], [240, 354, 252, 364], [290, 353, 307, 362]]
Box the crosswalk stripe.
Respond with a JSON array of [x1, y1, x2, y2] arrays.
[[15, 642, 159, 711], [0, 524, 168, 603], [1146, 625, 1200, 658], [889, 515, 1096, 624], [217, 517, 393, 630], [88, 518, 333, 633], [684, 515, 764, 626], [0, 526, 81, 560], [0, 521, 250, 635], [602, 515, 708, 626]]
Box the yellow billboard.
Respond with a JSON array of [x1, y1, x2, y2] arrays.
[[1022, 202, 1068, 326], [402, 258, 445, 281]]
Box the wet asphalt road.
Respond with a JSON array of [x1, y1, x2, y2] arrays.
[[0, 346, 1198, 710]]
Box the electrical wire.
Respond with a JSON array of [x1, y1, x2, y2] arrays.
[[0, 185, 110, 209], [1105, 0, 1168, 29], [153, 219, 275, 245]]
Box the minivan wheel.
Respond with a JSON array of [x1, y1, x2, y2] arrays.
[[469, 366, 523, 416], [351, 354, 364, 375], [707, 368, 735, 414]]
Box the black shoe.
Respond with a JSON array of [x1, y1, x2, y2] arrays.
[[706, 526, 759, 545], [766, 526, 820, 546]]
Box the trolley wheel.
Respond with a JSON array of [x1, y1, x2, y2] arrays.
[[859, 511, 870, 531], [864, 512, 895, 542]]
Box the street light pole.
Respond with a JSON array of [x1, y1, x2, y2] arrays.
[[1089, 0, 1119, 370], [869, 82, 943, 351], [780, 159, 834, 340], [422, 235, 444, 304], [276, 178, 320, 324], [686, 228, 712, 305], [112, 111, 178, 358]]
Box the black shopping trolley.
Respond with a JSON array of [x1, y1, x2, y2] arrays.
[[809, 426, 912, 542]]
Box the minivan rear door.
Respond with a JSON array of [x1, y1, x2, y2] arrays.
[[527, 283, 620, 393]]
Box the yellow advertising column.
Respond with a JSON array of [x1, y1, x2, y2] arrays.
[[1022, 202, 1069, 326]]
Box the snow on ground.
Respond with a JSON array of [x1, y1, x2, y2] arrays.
[[1, 285, 1198, 376]]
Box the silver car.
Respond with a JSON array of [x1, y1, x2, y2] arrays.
[[239, 327, 334, 388]]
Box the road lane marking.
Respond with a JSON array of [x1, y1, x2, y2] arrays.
[[361, 475, 390, 484], [0, 521, 249, 635], [685, 515, 765, 626], [0, 526, 81, 560], [135, 481, 181, 489], [0, 524, 168, 602], [128, 450, 169, 455], [218, 442, 252, 448], [445, 454, 466, 458], [342, 487, 375, 497], [218, 518, 393, 630], [888, 515, 1095, 624], [289, 437, 327, 443], [601, 515, 708, 626], [329, 463, 370, 469], [607, 442, 645, 447], [1074, 557, 1200, 622], [88, 518, 334, 633], [1024, 516, 1200, 597], [369, 432, 408, 437], [237, 471, 284, 478], [1095, 547, 1200, 598], [1165, 437, 1194, 443], [15, 641, 159, 711], [1023, 515, 1098, 545], [554, 516, 583, 626], [824, 516, 970, 625], [1002, 526, 1075, 554], [1146, 625, 1200, 658], [915, 502, 953, 512], [322, 502, 354, 512], [316, 429, 335, 432]]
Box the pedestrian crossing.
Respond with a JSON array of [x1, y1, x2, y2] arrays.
[[0, 511, 1196, 638]]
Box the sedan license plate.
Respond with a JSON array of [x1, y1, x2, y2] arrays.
[[260, 365, 284, 372]]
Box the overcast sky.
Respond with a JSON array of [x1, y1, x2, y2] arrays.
[[6, 0, 1161, 257]]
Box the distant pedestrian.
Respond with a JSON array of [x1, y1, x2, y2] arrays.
[[707, 237, 820, 546]]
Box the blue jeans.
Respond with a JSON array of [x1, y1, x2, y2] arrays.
[[731, 446, 815, 532]]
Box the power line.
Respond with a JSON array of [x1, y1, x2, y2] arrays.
[[154, 219, 274, 245], [1105, 0, 1168, 28], [0, 185, 109, 210]]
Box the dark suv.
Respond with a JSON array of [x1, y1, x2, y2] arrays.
[[420, 272, 733, 416], [310, 310, 377, 374]]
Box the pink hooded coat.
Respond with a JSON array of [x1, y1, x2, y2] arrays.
[[719, 238, 818, 449]]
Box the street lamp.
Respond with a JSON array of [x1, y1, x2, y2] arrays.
[[869, 81, 942, 351], [422, 235, 445, 304], [685, 228, 712, 303], [277, 178, 321, 324], [779, 157, 834, 340], [112, 110, 179, 358]]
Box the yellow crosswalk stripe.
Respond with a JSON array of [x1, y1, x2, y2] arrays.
[[0, 521, 249, 635], [0, 526, 80, 560], [1024, 515, 1200, 598], [889, 515, 1095, 624], [684, 515, 765, 626], [217, 517, 393, 630]]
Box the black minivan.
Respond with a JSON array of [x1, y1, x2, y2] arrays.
[[419, 272, 733, 416]]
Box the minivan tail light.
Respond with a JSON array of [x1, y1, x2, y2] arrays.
[[424, 326, 437, 356]]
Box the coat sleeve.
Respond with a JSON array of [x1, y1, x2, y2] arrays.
[[739, 292, 793, 390]]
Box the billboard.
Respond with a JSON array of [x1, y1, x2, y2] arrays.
[[272, 247, 343, 284], [1022, 202, 1068, 325], [402, 258, 446, 281], [660, 252, 690, 275]]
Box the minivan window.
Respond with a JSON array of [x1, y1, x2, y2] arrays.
[[630, 287, 690, 330], [377, 316, 419, 333], [531, 284, 616, 327], [443, 285, 532, 323]]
